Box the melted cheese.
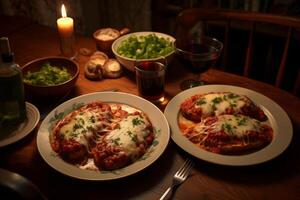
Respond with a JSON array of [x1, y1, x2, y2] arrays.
[[194, 93, 247, 116], [194, 115, 262, 139], [53, 102, 155, 171], [59, 109, 111, 147], [107, 114, 150, 159]]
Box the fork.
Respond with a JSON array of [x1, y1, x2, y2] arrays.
[[159, 159, 194, 200]]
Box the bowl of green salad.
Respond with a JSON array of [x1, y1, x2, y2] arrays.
[[112, 32, 175, 72], [22, 56, 79, 96]]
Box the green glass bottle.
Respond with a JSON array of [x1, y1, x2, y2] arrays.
[[0, 37, 26, 125]]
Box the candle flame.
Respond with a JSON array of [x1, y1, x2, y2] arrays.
[[61, 4, 67, 18]]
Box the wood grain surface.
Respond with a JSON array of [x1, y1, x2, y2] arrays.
[[0, 16, 300, 200]]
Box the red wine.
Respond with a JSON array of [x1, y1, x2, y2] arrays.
[[177, 43, 219, 73], [182, 43, 214, 54], [135, 62, 165, 102]]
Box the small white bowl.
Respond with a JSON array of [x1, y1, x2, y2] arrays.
[[111, 31, 175, 72]]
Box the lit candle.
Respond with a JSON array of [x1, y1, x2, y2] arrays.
[[56, 4, 76, 58], [57, 4, 73, 38]]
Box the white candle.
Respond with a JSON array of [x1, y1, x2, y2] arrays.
[[57, 4, 74, 38], [57, 4, 74, 37], [56, 4, 76, 58]]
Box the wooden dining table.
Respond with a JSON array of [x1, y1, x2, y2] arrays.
[[1, 15, 300, 200]]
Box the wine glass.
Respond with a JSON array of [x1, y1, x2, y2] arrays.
[[175, 36, 223, 90]]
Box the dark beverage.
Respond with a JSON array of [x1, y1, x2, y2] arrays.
[[175, 36, 223, 90], [135, 61, 165, 103], [183, 43, 214, 54], [177, 43, 219, 73]]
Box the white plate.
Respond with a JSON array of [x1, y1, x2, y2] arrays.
[[37, 92, 170, 180], [164, 85, 293, 166], [0, 102, 40, 147]]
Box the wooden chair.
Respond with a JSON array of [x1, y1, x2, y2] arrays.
[[175, 8, 300, 96]]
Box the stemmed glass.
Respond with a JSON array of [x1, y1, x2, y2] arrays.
[[175, 36, 223, 90]]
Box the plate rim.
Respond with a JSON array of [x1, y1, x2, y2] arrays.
[[164, 84, 293, 166], [0, 102, 40, 147], [37, 92, 170, 180]]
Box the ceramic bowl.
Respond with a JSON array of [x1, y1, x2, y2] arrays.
[[93, 27, 130, 56], [111, 31, 175, 72], [22, 56, 79, 96]]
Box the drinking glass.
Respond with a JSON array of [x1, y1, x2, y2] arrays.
[[176, 36, 223, 90], [135, 61, 166, 104]]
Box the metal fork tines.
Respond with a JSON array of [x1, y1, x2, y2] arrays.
[[160, 159, 194, 200]]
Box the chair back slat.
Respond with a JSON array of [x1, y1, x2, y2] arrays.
[[179, 9, 300, 28], [275, 26, 293, 87], [244, 21, 255, 77], [293, 68, 300, 95], [221, 20, 230, 71]]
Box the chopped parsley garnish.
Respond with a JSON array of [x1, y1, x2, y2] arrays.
[[132, 117, 145, 126], [111, 137, 121, 146], [89, 116, 96, 123], [237, 117, 247, 126], [230, 102, 237, 107], [78, 118, 85, 125], [127, 131, 138, 143], [212, 97, 223, 104], [86, 125, 93, 131], [196, 98, 206, 105], [152, 140, 159, 146], [210, 96, 223, 111], [70, 132, 79, 137], [227, 93, 240, 99], [73, 123, 83, 131], [222, 123, 233, 133]]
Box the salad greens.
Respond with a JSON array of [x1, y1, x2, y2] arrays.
[[117, 34, 174, 59], [24, 62, 72, 86]]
